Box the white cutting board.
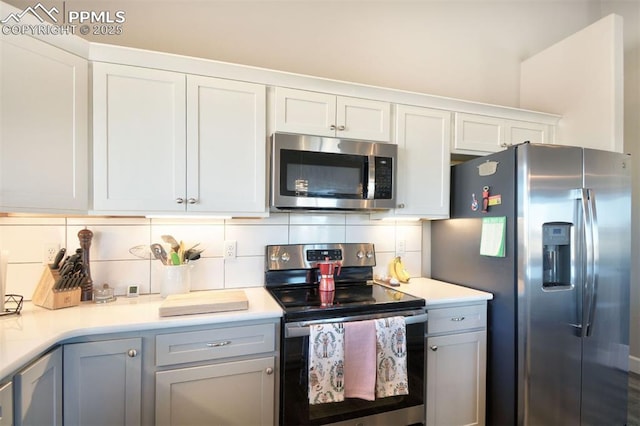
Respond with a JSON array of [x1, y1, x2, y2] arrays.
[[159, 289, 248, 317]]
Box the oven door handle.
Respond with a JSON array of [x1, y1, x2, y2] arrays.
[[285, 312, 428, 338]]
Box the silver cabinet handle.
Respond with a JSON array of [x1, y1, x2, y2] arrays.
[[329, 124, 337, 130], [206, 340, 232, 348], [397, 203, 405, 209], [127, 349, 137, 357], [451, 316, 466, 322], [430, 345, 438, 351], [175, 198, 185, 204], [337, 125, 346, 131], [187, 197, 197, 204], [266, 367, 274, 375]]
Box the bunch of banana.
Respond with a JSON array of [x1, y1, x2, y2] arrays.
[[388, 256, 411, 283]]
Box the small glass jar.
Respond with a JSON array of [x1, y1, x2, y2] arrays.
[[94, 283, 115, 303]]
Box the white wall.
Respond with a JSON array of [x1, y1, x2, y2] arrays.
[[3, 0, 601, 108]]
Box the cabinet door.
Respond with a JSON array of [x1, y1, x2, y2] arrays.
[[426, 331, 486, 426], [0, 382, 12, 426], [336, 96, 391, 142], [453, 113, 505, 154], [14, 347, 62, 426], [93, 62, 187, 212], [274, 87, 336, 137], [0, 34, 88, 213], [156, 357, 275, 426], [507, 120, 549, 145], [64, 338, 142, 426], [394, 105, 450, 218], [186, 76, 267, 214]]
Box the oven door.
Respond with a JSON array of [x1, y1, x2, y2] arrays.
[[280, 310, 427, 426]]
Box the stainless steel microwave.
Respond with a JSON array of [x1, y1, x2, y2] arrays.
[[270, 132, 397, 211]]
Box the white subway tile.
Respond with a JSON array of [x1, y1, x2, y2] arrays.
[[91, 260, 151, 295], [346, 225, 396, 252], [225, 225, 288, 256], [0, 217, 66, 225], [224, 256, 264, 288], [66, 225, 150, 262], [1, 225, 66, 263], [4, 263, 43, 300], [289, 225, 345, 244], [290, 213, 346, 225]]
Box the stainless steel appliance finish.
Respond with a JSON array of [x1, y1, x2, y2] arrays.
[[431, 143, 631, 425], [270, 133, 397, 211], [265, 243, 426, 425]]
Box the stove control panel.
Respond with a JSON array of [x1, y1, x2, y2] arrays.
[[266, 243, 376, 271], [307, 249, 342, 262]]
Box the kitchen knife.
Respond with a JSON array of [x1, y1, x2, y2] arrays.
[[51, 248, 66, 269]]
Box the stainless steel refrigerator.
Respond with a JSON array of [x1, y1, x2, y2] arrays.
[[431, 143, 630, 425]]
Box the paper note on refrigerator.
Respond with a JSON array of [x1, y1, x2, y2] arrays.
[[480, 217, 506, 257]]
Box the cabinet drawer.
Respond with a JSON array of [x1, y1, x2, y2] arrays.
[[156, 323, 276, 367], [428, 304, 486, 334]]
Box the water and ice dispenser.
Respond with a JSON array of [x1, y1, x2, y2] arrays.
[[542, 222, 572, 288]]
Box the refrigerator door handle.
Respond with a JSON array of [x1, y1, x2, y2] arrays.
[[585, 189, 599, 337], [580, 188, 599, 338]]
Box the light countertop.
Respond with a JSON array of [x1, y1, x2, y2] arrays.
[[0, 278, 492, 381], [382, 277, 493, 306], [0, 287, 282, 380]]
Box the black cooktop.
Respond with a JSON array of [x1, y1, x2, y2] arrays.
[[268, 281, 425, 321]]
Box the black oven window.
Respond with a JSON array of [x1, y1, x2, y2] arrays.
[[281, 150, 366, 199]]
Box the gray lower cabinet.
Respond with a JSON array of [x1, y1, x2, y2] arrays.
[[14, 346, 63, 426], [63, 338, 142, 426], [156, 357, 275, 425], [426, 303, 487, 426], [154, 321, 278, 426], [0, 382, 12, 426]]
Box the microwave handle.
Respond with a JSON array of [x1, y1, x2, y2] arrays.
[[366, 156, 376, 200]]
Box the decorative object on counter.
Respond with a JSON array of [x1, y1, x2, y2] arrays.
[[130, 237, 203, 297], [93, 283, 116, 304], [78, 228, 94, 301], [158, 289, 248, 317], [1, 294, 24, 316], [160, 264, 192, 298], [129, 241, 203, 265], [32, 260, 82, 310], [388, 256, 411, 283]]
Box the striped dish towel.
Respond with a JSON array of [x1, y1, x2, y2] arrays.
[[308, 323, 345, 404], [375, 316, 409, 397]]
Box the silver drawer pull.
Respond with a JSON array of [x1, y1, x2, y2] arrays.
[[450, 317, 466, 322], [206, 340, 232, 348]]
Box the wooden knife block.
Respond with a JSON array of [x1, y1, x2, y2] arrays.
[[32, 266, 81, 310]]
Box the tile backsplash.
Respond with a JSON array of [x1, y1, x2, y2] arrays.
[[0, 213, 425, 299]]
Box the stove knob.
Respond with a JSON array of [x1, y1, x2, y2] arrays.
[[366, 251, 374, 259], [356, 250, 364, 259], [281, 252, 290, 262]]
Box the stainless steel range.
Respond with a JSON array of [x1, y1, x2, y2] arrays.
[[265, 243, 427, 426]]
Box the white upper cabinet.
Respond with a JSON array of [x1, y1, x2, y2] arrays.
[[521, 14, 623, 153], [0, 34, 88, 213], [186, 75, 266, 214], [453, 112, 551, 155], [274, 87, 391, 142], [93, 62, 267, 215], [93, 63, 187, 213], [381, 105, 451, 219]]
